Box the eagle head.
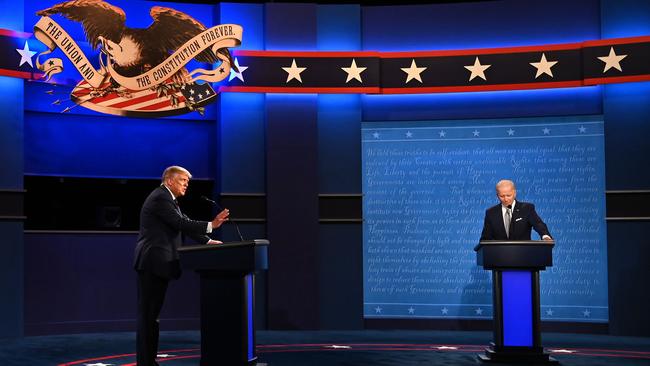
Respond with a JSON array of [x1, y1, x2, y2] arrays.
[[98, 35, 143, 69]]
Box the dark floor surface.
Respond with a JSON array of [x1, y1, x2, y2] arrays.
[[1, 330, 649, 366]]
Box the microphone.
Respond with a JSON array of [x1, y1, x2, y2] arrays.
[[201, 196, 245, 242]]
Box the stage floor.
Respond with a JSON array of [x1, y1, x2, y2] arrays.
[[1, 330, 649, 366]]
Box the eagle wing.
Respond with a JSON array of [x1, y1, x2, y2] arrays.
[[37, 0, 126, 49], [147, 6, 221, 64]]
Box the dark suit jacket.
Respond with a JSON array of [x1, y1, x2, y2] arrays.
[[480, 200, 551, 241], [134, 185, 211, 279]]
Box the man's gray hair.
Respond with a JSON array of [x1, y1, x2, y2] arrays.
[[162, 166, 192, 183], [496, 179, 516, 190]]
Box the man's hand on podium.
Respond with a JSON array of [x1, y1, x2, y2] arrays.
[[542, 235, 553, 241], [207, 239, 223, 245]]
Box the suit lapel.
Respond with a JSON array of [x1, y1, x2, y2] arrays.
[[160, 186, 182, 215], [492, 206, 508, 238], [510, 203, 523, 237]]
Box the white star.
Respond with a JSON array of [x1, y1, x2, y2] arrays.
[[439, 130, 446, 137], [341, 59, 366, 83], [579, 126, 587, 133], [472, 130, 480, 137], [549, 349, 576, 354], [546, 308, 554, 316], [282, 58, 307, 83], [16, 41, 37, 68], [374, 306, 382, 313], [530, 53, 558, 78], [598, 47, 627, 73], [190, 89, 195, 95], [406, 131, 413, 138], [507, 128, 515, 136], [401, 59, 427, 83], [434, 346, 458, 350], [408, 307, 415, 314], [372, 132, 380, 139], [205, 89, 211, 95], [198, 93, 203, 99], [189, 96, 194, 102], [441, 307, 449, 315], [228, 58, 248, 82], [582, 309, 591, 317], [475, 308, 483, 315], [181, 85, 186, 90], [325, 345, 351, 349], [464, 57, 491, 81], [542, 127, 551, 135]]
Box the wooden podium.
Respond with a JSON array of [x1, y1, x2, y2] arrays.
[[178, 239, 269, 365], [474, 240, 557, 364]]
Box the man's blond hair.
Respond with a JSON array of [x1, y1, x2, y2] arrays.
[[162, 166, 192, 183]]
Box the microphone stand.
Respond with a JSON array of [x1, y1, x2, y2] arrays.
[[201, 196, 245, 242]]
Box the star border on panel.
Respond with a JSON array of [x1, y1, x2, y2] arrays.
[[342, 59, 367, 83], [229, 58, 248, 82], [598, 47, 627, 73], [282, 58, 307, 83], [16, 41, 37, 68], [464, 56, 491, 81], [530, 53, 558, 79], [401, 59, 427, 83]]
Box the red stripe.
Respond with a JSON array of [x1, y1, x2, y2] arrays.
[[85, 91, 125, 104], [584, 35, 650, 47], [0, 69, 35, 79], [574, 352, 650, 359], [584, 74, 650, 85], [234, 45, 584, 59], [136, 96, 186, 111], [219, 86, 381, 94], [381, 42, 583, 58], [0, 68, 45, 80], [235, 50, 381, 57], [381, 80, 584, 94], [230, 37, 650, 59], [56, 352, 135, 366], [0, 28, 32, 38], [571, 348, 650, 355], [72, 87, 94, 97], [107, 92, 162, 108], [257, 343, 480, 348], [72, 83, 114, 98], [72, 80, 112, 95]]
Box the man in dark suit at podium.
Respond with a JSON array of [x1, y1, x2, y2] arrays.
[[480, 179, 552, 241], [134, 165, 229, 366]]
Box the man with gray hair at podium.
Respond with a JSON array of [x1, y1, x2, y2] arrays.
[[480, 179, 553, 241]]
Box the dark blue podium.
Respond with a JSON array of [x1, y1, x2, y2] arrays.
[[474, 240, 557, 364], [179, 239, 269, 365]]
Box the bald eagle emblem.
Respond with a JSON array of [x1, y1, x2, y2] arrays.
[[33, 0, 242, 117]]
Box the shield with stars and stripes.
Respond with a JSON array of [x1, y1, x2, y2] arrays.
[[70, 80, 217, 117]]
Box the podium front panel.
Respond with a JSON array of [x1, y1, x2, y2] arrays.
[[475, 240, 556, 363], [501, 271, 533, 347], [178, 239, 269, 365]]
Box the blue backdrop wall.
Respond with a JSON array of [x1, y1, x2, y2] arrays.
[[0, 0, 648, 338], [0, 1, 25, 338]]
